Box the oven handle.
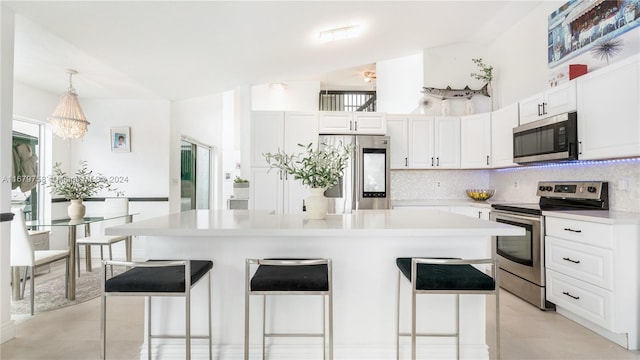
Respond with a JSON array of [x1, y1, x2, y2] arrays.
[[491, 211, 541, 223]]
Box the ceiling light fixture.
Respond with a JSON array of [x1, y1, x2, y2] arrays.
[[363, 71, 377, 82], [319, 25, 361, 43], [48, 69, 90, 140]]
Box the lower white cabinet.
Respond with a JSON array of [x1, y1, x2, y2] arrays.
[[545, 216, 639, 350]]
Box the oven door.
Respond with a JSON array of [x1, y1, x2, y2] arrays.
[[490, 210, 544, 286]]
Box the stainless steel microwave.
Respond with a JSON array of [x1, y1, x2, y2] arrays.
[[513, 112, 578, 164]]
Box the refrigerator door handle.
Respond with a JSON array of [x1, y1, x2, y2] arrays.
[[353, 143, 359, 210]]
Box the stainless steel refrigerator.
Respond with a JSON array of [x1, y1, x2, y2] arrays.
[[318, 134, 390, 213]]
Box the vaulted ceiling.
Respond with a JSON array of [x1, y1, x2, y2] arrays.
[[6, 1, 541, 100]]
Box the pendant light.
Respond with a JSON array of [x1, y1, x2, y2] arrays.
[[49, 69, 90, 139]]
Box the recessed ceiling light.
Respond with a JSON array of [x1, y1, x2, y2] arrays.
[[319, 25, 361, 43]]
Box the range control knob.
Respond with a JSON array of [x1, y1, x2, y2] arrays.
[[587, 186, 597, 193], [545, 186, 553, 191], [538, 186, 546, 191]]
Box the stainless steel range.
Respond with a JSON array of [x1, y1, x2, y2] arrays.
[[490, 181, 609, 310]]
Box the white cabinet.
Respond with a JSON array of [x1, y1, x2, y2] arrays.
[[387, 115, 433, 169], [490, 103, 519, 168], [519, 81, 576, 124], [387, 116, 408, 168], [434, 116, 460, 168], [545, 215, 640, 350], [386, 115, 458, 169], [460, 113, 491, 168], [250, 111, 318, 214], [318, 111, 386, 134], [577, 55, 640, 160]]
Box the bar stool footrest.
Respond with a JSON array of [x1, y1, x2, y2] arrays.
[[399, 332, 459, 337], [265, 333, 325, 338]]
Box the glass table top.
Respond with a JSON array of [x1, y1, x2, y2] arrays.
[[26, 213, 136, 227]]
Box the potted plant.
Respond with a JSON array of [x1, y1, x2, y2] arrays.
[[233, 176, 250, 199], [263, 142, 352, 219], [48, 160, 116, 219]]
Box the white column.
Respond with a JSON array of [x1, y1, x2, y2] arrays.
[[0, 3, 16, 344]]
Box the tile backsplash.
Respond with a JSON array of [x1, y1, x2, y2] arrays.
[[391, 159, 640, 213]]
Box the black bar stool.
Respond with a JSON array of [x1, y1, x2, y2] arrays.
[[244, 258, 333, 360], [101, 259, 213, 360], [396, 257, 499, 360]]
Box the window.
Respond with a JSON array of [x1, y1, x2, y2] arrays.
[[319, 90, 376, 112]]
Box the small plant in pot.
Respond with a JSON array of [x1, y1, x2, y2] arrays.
[[48, 160, 116, 220], [233, 176, 250, 199]]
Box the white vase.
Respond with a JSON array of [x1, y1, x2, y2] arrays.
[[305, 188, 328, 220], [67, 199, 86, 220]]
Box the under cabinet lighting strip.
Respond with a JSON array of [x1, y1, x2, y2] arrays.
[[495, 157, 640, 172]]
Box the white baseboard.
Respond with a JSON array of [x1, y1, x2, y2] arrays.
[[137, 342, 489, 360], [556, 306, 630, 349], [0, 319, 16, 344]]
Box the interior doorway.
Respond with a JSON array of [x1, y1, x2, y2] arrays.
[[180, 138, 212, 211], [11, 118, 45, 221]]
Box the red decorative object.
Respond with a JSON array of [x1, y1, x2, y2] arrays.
[[569, 64, 588, 80]]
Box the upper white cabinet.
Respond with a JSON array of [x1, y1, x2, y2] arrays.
[[460, 113, 491, 168], [318, 111, 386, 134], [387, 115, 459, 169], [387, 115, 433, 169], [434, 116, 461, 168], [491, 103, 519, 168], [250, 111, 318, 214], [577, 55, 640, 160], [519, 81, 576, 124]]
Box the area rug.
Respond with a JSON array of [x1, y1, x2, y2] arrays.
[[10, 265, 120, 314]]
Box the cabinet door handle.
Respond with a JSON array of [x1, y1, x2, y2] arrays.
[[562, 257, 581, 264], [354, 121, 358, 131], [562, 291, 580, 300], [436, 157, 440, 166], [279, 170, 283, 180], [542, 102, 548, 115], [563, 228, 582, 233], [578, 141, 583, 155], [486, 155, 490, 166], [405, 157, 408, 167], [537, 104, 542, 116], [431, 157, 434, 166], [349, 121, 353, 131]]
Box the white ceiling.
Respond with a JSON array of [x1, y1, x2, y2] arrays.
[[6, 1, 541, 101]]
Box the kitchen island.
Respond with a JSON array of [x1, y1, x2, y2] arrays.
[[106, 209, 523, 360]]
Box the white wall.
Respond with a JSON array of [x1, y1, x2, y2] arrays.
[[170, 93, 224, 212], [0, 3, 15, 344], [488, 1, 640, 108], [251, 80, 320, 111], [73, 98, 171, 197], [376, 52, 424, 113]]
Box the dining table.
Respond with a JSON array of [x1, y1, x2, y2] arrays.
[[26, 213, 134, 300]]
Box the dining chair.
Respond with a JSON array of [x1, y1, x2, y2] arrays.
[[10, 207, 70, 315], [76, 198, 130, 276]]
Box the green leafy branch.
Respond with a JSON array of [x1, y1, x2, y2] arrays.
[[470, 58, 493, 83], [263, 142, 352, 189]]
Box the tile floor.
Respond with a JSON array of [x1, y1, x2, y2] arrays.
[[2, 275, 640, 359]]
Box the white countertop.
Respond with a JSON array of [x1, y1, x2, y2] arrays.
[[392, 199, 493, 209], [543, 209, 640, 225], [106, 209, 524, 237]]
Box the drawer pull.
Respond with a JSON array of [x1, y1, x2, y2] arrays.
[[562, 291, 580, 300], [562, 257, 581, 264], [563, 228, 582, 233]]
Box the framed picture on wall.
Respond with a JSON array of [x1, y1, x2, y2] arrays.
[[110, 127, 131, 153]]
